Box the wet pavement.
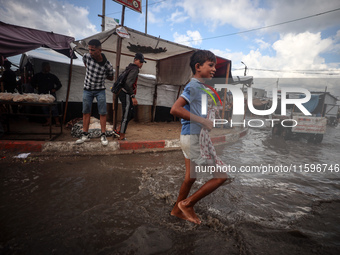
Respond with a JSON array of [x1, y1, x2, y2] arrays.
[[1, 123, 340, 254]]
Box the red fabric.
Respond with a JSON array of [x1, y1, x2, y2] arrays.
[[0, 21, 75, 59], [199, 107, 228, 172]]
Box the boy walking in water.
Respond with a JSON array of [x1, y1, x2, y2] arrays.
[[170, 50, 228, 224]]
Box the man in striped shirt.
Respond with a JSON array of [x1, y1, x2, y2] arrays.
[[76, 39, 114, 146]]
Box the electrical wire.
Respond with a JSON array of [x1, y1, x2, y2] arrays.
[[106, 2, 340, 47], [232, 67, 340, 75], [179, 7, 340, 43]]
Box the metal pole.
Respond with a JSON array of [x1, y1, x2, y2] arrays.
[[63, 57, 73, 124], [241, 61, 247, 76], [145, 0, 148, 34], [113, 5, 125, 129]]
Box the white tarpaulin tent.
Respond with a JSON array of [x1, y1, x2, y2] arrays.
[[74, 26, 232, 85], [18, 27, 232, 122], [74, 26, 196, 83], [20, 49, 85, 102], [74, 26, 232, 121], [19, 48, 187, 122], [19, 49, 180, 108]]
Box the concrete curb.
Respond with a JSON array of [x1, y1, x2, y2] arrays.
[[0, 141, 44, 153], [1, 128, 248, 154]]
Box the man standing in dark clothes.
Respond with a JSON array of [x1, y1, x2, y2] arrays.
[[0, 60, 17, 93], [117, 53, 146, 140], [1, 60, 18, 113], [31, 62, 62, 126]]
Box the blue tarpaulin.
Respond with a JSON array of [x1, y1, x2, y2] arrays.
[[301, 94, 320, 113]]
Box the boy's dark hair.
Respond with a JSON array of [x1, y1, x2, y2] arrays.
[[190, 50, 216, 74], [88, 39, 102, 48]]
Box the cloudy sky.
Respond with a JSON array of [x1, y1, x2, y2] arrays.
[[1, 0, 340, 96]]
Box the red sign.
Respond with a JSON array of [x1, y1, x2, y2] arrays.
[[113, 0, 142, 13]]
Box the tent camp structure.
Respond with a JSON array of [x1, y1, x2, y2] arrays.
[[1, 22, 233, 123], [18, 49, 86, 122], [19, 49, 183, 122], [0, 21, 77, 123], [73, 25, 233, 122]]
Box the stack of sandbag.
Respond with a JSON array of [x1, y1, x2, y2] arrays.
[[70, 117, 114, 138], [38, 94, 55, 103], [12, 93, 40, 102], [0, 92, 15, 101], [0, 92, 55, 103], [89, 117, 114, 131], [12, 94, 27, 102]]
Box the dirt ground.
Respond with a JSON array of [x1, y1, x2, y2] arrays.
[[0, 117, 180, 141], [1, 117, 234, 142]]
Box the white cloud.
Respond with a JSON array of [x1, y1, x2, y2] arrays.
[[212, 31, 340, 79], [177, 0, 266, 30], [148, 0, 176, 25], [212, 51, 340, 97], [148, 10, 163, 24], [335, 30, 340, 42], [254, 39, 271, 50], [273, 32, 333, 68], [168, 9, 189, 24], [186, 31, 202, 45], [0, 0, 97, 39], [265, 0, 340, 34], [150, 0, 173, 13], [176, 0, 340, 34], [173, 30, 202, 46]]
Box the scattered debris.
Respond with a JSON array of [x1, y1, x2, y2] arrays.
[[13, 153, 31, 159]]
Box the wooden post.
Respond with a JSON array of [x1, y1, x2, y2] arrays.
[[102, 0, 106, 32], [113, 6, 125, 129], [151, 84, 158, 121], [63, 57, 73, 124]]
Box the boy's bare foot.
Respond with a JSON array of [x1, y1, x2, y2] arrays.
[[170, 204, 187, 221], [178, 200, 201, 224]]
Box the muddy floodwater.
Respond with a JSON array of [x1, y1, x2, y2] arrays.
[[1, 125, 340, 254]]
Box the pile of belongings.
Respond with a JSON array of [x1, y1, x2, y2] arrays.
[[69, 117, 114, 138], [0, 92, 55, 103]]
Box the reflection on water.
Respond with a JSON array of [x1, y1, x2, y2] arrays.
[[1, 125, 340, 254]]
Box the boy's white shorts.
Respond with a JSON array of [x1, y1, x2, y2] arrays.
[[180, 134, 200, 162]]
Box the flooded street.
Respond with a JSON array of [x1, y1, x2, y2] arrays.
[[1, 124, 340, 254]]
